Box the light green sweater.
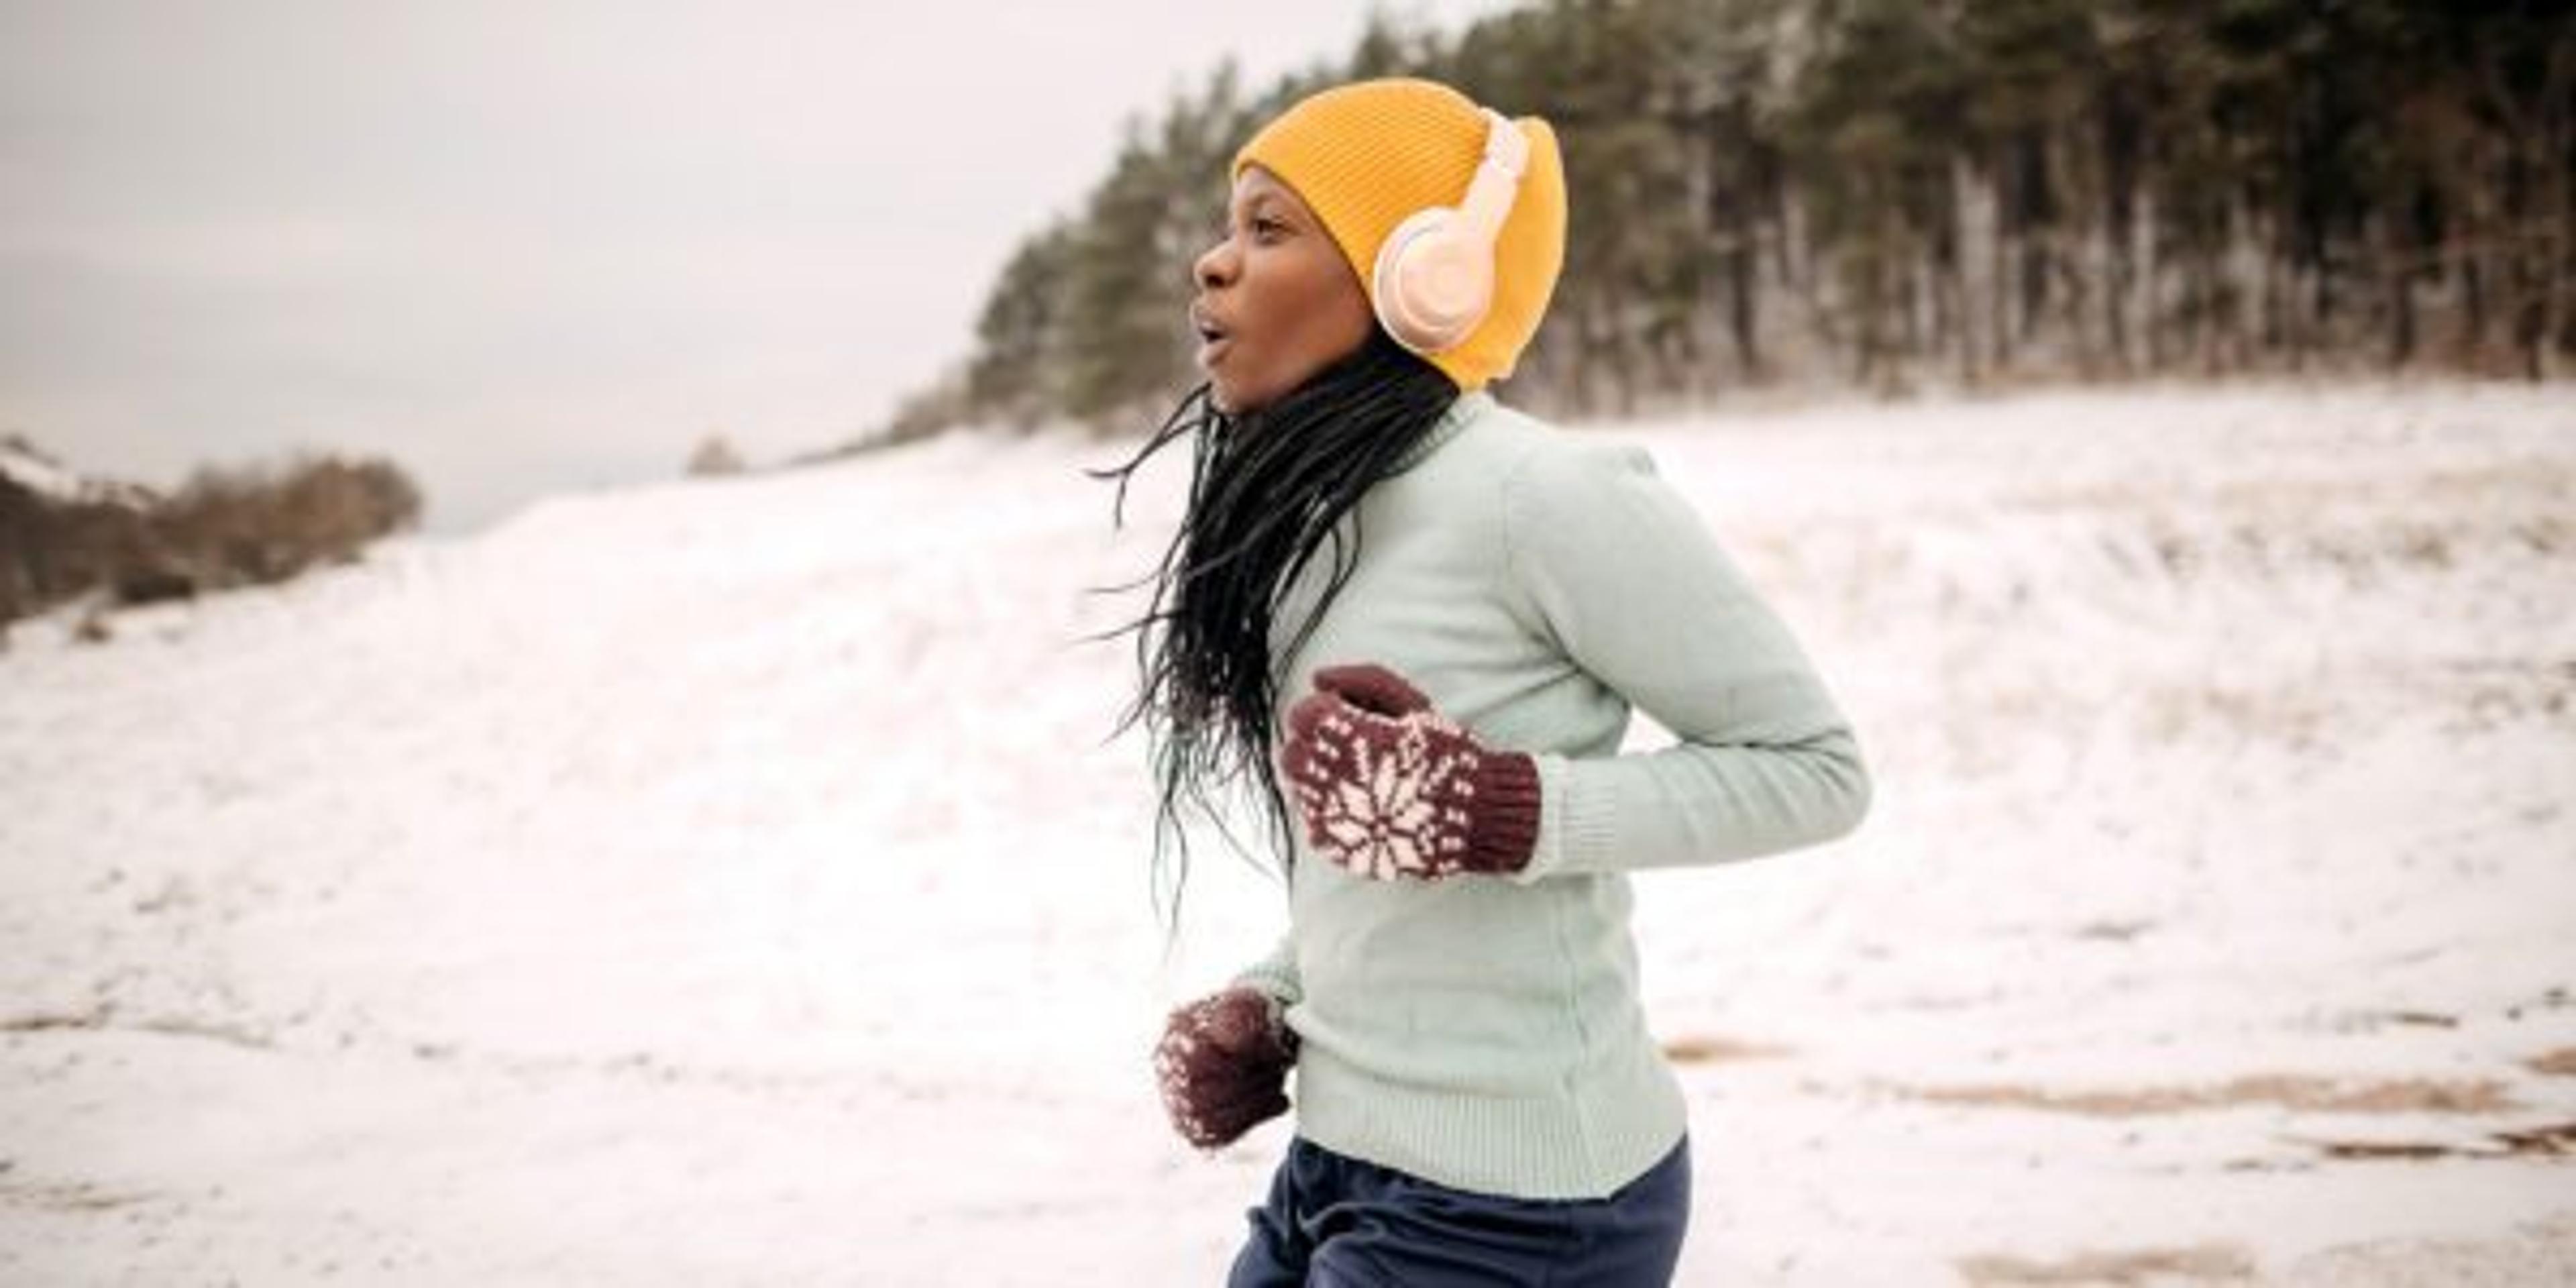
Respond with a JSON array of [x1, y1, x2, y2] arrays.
[[1230, 388, 1872, 1200]]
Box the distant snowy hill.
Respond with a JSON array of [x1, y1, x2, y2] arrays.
[[0, 433, 158, 509], [2, 385, 2571, 1285]]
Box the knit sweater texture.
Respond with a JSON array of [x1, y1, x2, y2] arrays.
[[1228, 388, 1872, 1201]]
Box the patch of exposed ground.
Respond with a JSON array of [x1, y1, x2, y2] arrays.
[[1659, 1033, 1794, 1065], [1957, 1242, 2257, 1285], [2524, 1046, 2576, 1077], [1902, 1074, 2520, 1118], [2290, 1120, 2576, 1161]]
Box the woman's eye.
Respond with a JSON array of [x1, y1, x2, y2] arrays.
[[1252, 218, 1286, 239]]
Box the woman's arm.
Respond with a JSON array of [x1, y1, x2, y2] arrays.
[[1501, 439, 1872, 882]]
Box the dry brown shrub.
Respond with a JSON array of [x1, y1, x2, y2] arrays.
[[685, 434, 746, 477], [152, 452, 421, 590]]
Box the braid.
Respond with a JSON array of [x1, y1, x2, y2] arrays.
[[1087, 328, 1460, 928]]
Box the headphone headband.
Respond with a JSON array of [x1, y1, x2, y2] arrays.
[[1453, 109, 1528, 241], [1371, 105, 1528, 357]]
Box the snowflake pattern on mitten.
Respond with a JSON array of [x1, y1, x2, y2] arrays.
[[1281, 663, 1543, 881], [1291, 706, 1481, 879]]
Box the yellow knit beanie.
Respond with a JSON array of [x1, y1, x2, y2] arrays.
[[1233, 77, 1566, 393]]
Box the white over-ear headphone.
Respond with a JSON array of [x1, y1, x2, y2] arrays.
[[1371, 107, 1528, 357]]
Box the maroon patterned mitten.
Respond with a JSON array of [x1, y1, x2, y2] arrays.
[[1153, 986, 1298, 1149], [1280, 663, 1542, 881]]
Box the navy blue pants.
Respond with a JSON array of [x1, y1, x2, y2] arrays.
[[1226, 1136, 1690, 1287]]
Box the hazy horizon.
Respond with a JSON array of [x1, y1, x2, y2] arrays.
[[1, 0, 1519, 533]]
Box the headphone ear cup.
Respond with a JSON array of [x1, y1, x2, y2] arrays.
[[1373, 207, 1493, 356]]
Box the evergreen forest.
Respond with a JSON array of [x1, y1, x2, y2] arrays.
[[876, 0, 2573, 443]]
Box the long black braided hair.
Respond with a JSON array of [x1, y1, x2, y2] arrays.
[[1087, 327, 1460, 927]]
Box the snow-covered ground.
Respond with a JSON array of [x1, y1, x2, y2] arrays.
[[3, 382, 2571, 1285]]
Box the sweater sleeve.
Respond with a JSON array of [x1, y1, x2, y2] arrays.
[[1499, 439, 1871, 881], [1227, 933, 1303, 1008]]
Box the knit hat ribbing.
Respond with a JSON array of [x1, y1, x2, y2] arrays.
[[1233, 78, 1566, 393]]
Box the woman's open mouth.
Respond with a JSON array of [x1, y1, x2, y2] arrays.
[[1192, 307, 1233, 369]]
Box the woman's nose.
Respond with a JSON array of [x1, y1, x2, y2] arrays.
[[1193, 237, 1236, 290]]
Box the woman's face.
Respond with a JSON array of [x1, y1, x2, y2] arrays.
[[1189, 165, 1375, 416]]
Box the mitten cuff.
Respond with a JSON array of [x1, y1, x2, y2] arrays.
[[1467, 751, 1543, 874]]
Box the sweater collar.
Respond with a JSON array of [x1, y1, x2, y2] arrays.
[[1391, 389, 1493, 473]]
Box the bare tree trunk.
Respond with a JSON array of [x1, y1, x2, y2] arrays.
[[1725, 229, 1760, 380], [2538, 39, 2573, 379], [1990, 169, 2017, 374], [2394, 248, 2421, 370], [2259, 203, 2289, 365], [2063, 227, 2098, 378], [1954, 154, 1988, 386], [2461, 172, 2491, 366], [2138, 188, 2164, 372]]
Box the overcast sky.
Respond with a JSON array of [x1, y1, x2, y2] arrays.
[[1, 0, 1517, 532]]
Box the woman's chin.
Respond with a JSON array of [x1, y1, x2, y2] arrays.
[[1209, 366, 1300, 418]]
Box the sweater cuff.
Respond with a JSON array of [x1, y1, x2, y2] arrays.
[[1468, 751, 1543, 875], [1510, 752, 1617, 883], [1228, 951, 1303, 1010]]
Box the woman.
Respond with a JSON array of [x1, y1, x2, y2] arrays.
[[1096, 78, 1872, 1286]]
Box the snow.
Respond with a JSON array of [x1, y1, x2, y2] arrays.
[[0, 435, 156, 509], [0, 437, 89, 503], [4, 382, 2573, 1284]]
